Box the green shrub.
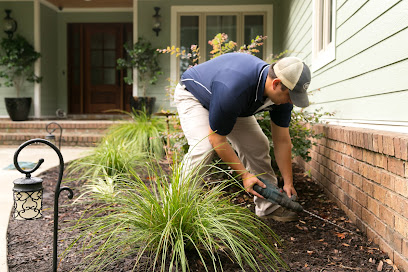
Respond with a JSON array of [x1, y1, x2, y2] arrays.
[[66, 160, 288, 271]]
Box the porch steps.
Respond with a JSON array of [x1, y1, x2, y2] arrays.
[[0, 119, 127, 147]]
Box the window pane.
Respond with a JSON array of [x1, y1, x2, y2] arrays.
[[206, 15, 237, 60], [318, 0, 324, 51], [104, 50, 116, 67], [244, 15, 264, 59], [91, 50, 103, 67], [91, 68, 103, 85], [328, 0, 333, 43], [180, 16, 199, 74], [104, 68, 116, 85]]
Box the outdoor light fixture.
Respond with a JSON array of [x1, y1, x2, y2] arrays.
[[3, 9, 17, 39], [152, 7, 161, 37], [45, 122, 63, 150], [13, 138, 73, 272]]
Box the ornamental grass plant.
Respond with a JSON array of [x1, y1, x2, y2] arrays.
[[66, 158, 288, 272]]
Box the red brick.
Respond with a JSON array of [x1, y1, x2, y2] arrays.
[[363, 150, 375, 165], [376, 237, 395, 262], [362, 178, 374, 195], [356, 188, 367, 207], [373, 184, 387, 204], [388, 157, 405, 176], [353, 147, 363, 160], [352, 173, 363, 188], [373, 134, 380, 152], [400, 136, 408, 161], [394, 176, 408, 198], [374, 153, 388, 169], [383, 134, 395, 156], [379, 171, 394, 190], [379, 206, 395, 227], [388, 191, 408, 218], [402, 238, 408, 257], [394, 137, 402, 159], [395, 215, 408, 239], [394, 252, 408, 272], [367, 197, 380, 217]]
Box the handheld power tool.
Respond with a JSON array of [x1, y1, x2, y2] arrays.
[[253, 178, 358, 234]]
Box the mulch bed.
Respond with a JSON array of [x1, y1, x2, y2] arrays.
[[7, 162, 399, 271]]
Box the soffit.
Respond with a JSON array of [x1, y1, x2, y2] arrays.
[[45, 0, 133, 9]]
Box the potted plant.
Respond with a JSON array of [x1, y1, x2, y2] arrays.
[[117, 37, 162, 115], [0, 34, 41, 121]]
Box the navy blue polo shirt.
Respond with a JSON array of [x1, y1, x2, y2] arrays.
[[181, 53, 292, 136]]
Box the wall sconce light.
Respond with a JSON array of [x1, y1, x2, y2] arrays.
[[3, 9, 17, 39], [12, 138, 74, 272], [152, 7, 161, 37], [45, 122, 63, 150]]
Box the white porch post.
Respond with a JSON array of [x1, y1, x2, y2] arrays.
[[132, 0, 139, 97], [34, 0, 41, 118]]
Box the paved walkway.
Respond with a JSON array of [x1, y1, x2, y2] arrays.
[[0, 144, 92, 272]]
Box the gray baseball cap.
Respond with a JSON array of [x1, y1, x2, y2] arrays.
[[273, 57, 311, 108]]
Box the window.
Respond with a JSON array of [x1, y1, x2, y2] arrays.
[[312, 0, 336, 71], [171, 5, 273, 80]]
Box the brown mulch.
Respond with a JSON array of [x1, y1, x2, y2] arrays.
[[7, 162, 399, 272]]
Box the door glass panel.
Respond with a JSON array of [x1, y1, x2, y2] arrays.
[[104, 33, 116, 49], [104, 51, 116, 67], [206, 15, 237, 60], [91, 33, 103, 49], [180, 16, 199, 75], [91, 51, 103, 67], [104, 68, 116, 85], [244, 15, 264, 59], [91, 68, 103, 85]]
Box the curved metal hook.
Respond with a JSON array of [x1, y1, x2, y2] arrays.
[[59, 187, 74, 200], [46, 122, 62, 134]]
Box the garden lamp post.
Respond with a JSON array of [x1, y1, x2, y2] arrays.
[[12, 138, 73, 272], [45, 122, 63, 150]]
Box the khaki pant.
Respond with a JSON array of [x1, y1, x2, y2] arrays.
[[174, 83, 279, 216]]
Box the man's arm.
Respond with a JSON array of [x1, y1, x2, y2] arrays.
[[208, 128, 266, 198], [271, 121, 297, 197]]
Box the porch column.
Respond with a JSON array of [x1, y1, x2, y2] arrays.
[[34, 0, 41, 118], [132, 0, 139, 97]]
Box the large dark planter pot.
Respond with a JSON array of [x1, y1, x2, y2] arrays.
[[130, 96, 156, 116], [5, 97, 32, 121]]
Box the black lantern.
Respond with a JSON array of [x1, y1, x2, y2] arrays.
[[13, 176, 43, 220], [3, 9, 17, 39], [13, 138, 73, 272], [45, 122, 63, 150], [152, 7, 161, 37]]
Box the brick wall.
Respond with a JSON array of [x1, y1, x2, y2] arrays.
[[294, 124, 408, 272]]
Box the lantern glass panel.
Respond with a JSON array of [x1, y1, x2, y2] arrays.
[[13, 189, 43, 220]]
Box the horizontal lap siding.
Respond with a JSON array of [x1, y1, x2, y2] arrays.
[[306, 0, 408, 124]]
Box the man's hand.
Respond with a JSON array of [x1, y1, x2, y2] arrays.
[[283, 183, 297, 198], [242, 173, 266, 199]]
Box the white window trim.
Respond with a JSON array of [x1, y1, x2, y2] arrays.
[[170, 5, 273, 83], [312, 0, 336, 72]]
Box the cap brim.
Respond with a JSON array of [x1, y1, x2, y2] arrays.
[[289, 89, 309, 108]]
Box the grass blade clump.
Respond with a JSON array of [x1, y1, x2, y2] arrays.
[[105, 109, 165, 158], [66, 159, 288, 272]]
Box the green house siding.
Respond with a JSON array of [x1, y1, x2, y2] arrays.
[[281, 0, 408, 127]]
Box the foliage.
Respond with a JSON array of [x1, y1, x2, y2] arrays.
[[117, 37, 162, 97], [105, 109, 166, 158], [66, 159, 288, 272], [208, 33, 266, 58], [66, 110, 165, 181], [256, 107, 333, 164], [66, 138, 145, 181], [0, 35, 42, 97]]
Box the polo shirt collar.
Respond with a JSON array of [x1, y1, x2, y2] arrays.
[[255, 64, 270, 103]]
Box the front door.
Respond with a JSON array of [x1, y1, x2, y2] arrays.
[[68, 23, 132, 114]]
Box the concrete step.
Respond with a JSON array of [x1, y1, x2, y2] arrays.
[[0, 120, 126, 147]]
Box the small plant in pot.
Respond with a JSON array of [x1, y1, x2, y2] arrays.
[[117, 37, 162, 115], [0, 34, 41, 121]]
